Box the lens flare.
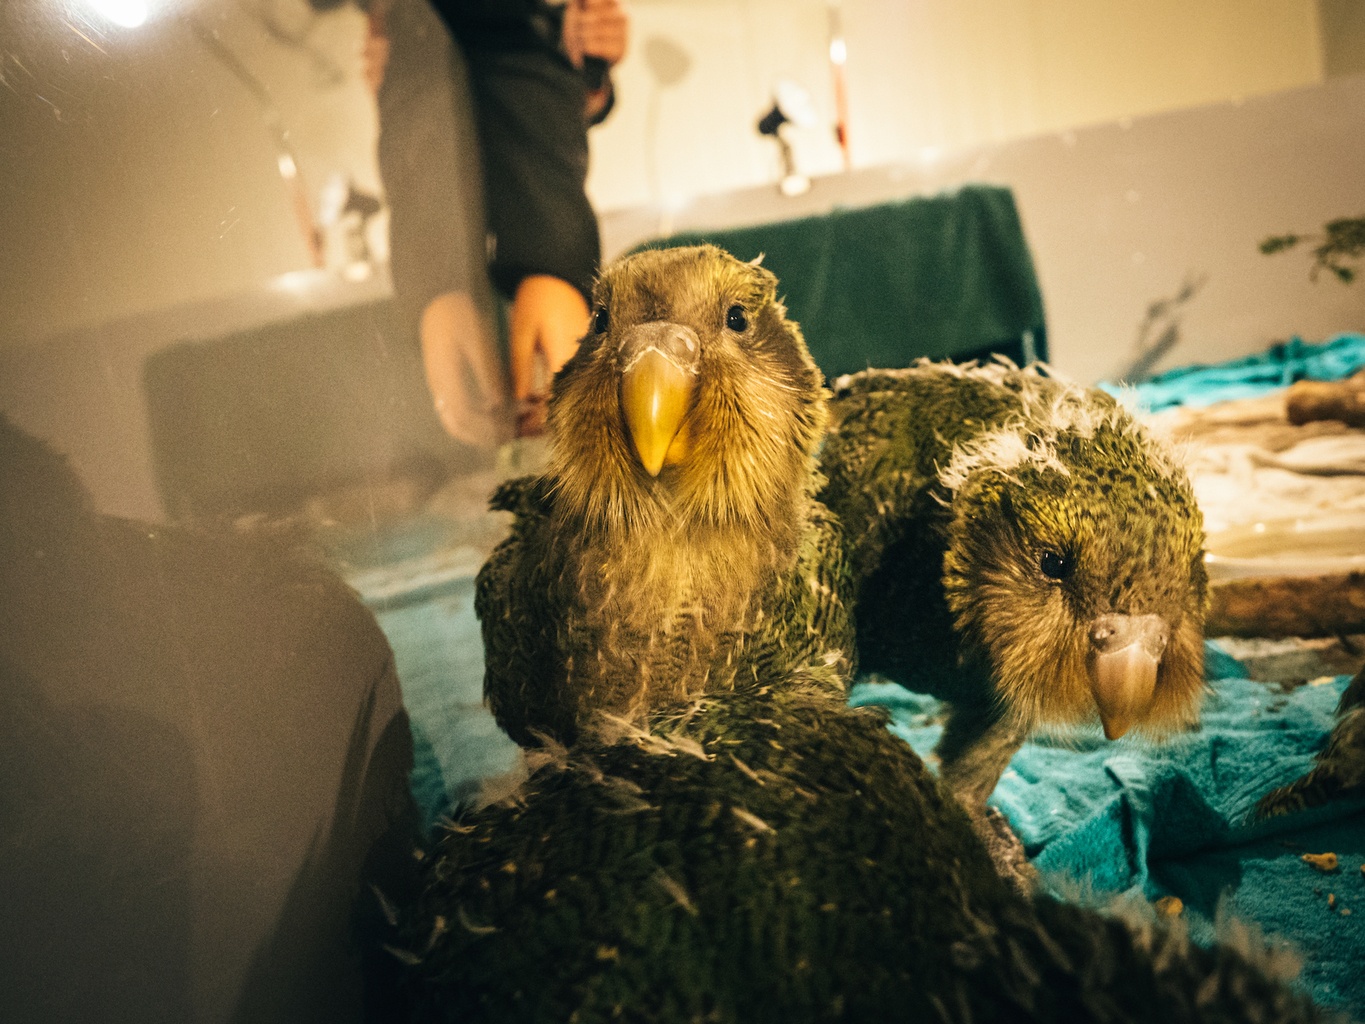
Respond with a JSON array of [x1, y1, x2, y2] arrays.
[[85, 0, 150, 29]]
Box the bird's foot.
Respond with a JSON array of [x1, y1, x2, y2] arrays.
[[973, 806, 1037, 895]]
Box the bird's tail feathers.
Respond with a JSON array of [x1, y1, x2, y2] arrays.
[[1027, 888, 1326, 1022]]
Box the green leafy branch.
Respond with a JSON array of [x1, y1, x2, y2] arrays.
[[1260, 216, 1365, 284]]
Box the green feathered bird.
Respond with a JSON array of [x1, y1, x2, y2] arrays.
[[399, 686, 1321, 1023], [478, 245, 853, 747], [819, 362, 1208, 840]]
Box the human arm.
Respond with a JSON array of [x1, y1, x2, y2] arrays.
[[456, 16, 601, 429], [561, 0, 629, 124]]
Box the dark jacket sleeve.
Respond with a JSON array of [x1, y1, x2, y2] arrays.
[[444, 2, 602, 301]]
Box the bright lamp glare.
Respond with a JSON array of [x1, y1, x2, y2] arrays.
[[86, 0, 149, 28], [829, 38, 847, 65]]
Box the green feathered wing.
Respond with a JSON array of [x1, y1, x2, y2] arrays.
[[816, 365, 1024, 700], [1258, 666, 1365, 818]]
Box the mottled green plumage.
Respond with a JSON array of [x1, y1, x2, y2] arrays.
[[401, 687, 1320, 1023], [479, 246, 853, 746], [1257, 665, 1365, 818], [819, 362, 1208, 813]]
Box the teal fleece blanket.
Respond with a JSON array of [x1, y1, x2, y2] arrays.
[[1102, 332, 1365, 411], [850, 657, 1364, 1020]]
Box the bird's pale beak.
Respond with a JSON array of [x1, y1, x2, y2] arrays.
[[1087, 613, 1169, 739], [618, 322, 700, 476]]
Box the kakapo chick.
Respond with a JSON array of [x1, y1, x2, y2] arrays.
[[478, 245, 853, 747], [400, 687, 1322, 1024], [819, 361, 1208, 818]]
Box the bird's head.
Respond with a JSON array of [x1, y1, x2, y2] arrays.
[[941, 386, 1208, 740], [545, 245, 828, 542]]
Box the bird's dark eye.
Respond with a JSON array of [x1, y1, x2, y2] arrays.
[[593, 306, 609, 334], [1039, 550, 1072, 580], [725, 305, 749, 332]]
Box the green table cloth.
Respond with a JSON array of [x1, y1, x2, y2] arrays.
[[636, 184, 1047, 378]]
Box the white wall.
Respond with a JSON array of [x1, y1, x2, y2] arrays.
[[587, 0, 1326, 213], [602, 73, 1365, 387]]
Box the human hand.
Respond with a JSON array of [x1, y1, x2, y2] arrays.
[[362, 12, 390, 94], [562, 0, 629, 69], [509, 275, 590, 435]]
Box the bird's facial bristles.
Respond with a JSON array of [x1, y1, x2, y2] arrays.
[[943, 405, 1209, 736], [1139, 614, 1206, 738], [943, 491, 1096, 729]]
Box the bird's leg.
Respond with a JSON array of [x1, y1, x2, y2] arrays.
[[975, 806, 1036, 895], [936, 705, 1035, 892], [936, 704, 1027, 808]]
